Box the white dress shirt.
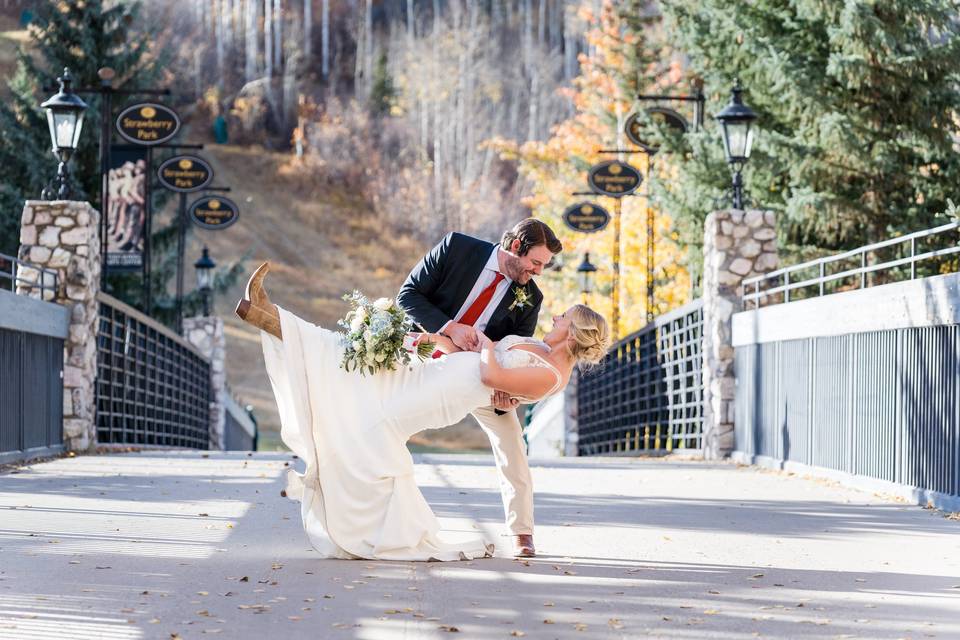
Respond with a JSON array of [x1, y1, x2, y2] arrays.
[[441, 246, 513, 334]]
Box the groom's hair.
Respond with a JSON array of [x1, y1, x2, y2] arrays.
[[500, 218, 563, 256]]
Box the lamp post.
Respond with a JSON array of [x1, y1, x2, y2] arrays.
[[715, 81, 757, 210], [576, 252, 597, 304], [193, 246, 216, 318], [40, 68, 88, 200]]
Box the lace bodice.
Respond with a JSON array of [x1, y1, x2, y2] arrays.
[[493, 335, 563, 402]]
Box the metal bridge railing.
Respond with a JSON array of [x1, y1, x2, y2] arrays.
[[96, 292, 211, 449], [0, 251, 60, 300], [742, 220, 960, 309], [577, 298, 704, 456]]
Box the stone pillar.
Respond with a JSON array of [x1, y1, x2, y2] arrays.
[[16, 200, 101, 452], [702, 209, 778, 459], [184, 315, 226, 451], [563, 369, 579, 457]]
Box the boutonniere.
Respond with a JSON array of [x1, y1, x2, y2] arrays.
[[508, 285, 532, 311]]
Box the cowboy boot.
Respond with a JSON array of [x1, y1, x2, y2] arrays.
[[236, 262, 282, 340]]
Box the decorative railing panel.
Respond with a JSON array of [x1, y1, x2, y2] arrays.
[[96, 293, 211, 448], [735, 324, 960, 505], [0, 290, 68, 464], [577, 299, 703, 455]]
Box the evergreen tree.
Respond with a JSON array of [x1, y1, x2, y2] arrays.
[[0, 0, 154, 254], [658, 0, 960, 270], [0, 0, 243, 322], [369, 53, 397, 117]]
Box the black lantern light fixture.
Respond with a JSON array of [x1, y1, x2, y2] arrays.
[[40, 68, 88, 200], [714, 81, 757, 210], [194, 245, 216, 316], [576, 252, 598, 302]]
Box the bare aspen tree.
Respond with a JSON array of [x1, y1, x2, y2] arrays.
[[265, 0, 274, 78], [245, 0, 260, 81], [538, 0, 546, 45], [274, 0, 283, 70], [365, 0, 374, 96], [304, 0, 313, 61], [320, 0, 329, 76]]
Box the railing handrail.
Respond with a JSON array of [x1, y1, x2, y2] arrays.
[[0, 251, 60, 299], [97, 291, 209, 362], [742, 220, 960, 307]]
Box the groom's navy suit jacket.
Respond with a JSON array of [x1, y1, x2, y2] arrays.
[[397, 232, 543, 342]]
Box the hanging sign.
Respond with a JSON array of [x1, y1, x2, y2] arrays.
[[116, 102, 181, 146], [105, 145, 148, 271], [189, 196, 240, 230], [625, 107, 689, 154], [157, 155, 213, 192], [587, 160, 642, 197], [563, 202, 610, 233]]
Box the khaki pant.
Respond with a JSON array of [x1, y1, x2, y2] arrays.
[[471, 405, 534, 535]]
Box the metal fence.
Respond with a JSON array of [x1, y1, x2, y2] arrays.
[[735, 325, 959, 504], [0, 327, 64, 463], [96, 292, 211, 448], [0, 289, 68, 464], [577, 299, 704, 455], [0, 251, 59, 300], [742, 220, 960, 308]]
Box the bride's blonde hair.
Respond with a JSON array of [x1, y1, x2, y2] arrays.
[[567, 304, 611, 369]]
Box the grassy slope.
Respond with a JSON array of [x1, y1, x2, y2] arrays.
[[163, 144, 489, 451]]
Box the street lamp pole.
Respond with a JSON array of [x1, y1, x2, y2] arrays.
[[194, 246, 216, 317], [40, 68, 88, 201], [576, 252, 597, 305], [715, 81, 758, 210]]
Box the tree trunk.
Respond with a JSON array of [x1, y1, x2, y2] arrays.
[[265, 0, 274, 78], [319, 0, 329, 76], [274, 0, 283, 70], [304, 0, 313, 62], [245, 0, 259, 82]]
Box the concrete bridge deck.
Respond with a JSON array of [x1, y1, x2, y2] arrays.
[[1, 452, 958, 639]]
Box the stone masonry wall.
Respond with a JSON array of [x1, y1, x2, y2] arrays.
[[702, 209, 778, 459], [16, 200, 101, 452], [184, 316, 226, 451]]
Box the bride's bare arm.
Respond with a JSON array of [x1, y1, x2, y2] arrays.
[[410, 331, 460, 354], [477, 336, 556, 400]]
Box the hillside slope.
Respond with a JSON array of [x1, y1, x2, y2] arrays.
[[166, 144, 489, 450]]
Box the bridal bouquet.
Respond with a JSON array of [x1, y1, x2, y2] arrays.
[[338, 291, 434, 375]]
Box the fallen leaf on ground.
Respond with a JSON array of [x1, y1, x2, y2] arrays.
[[543, 619, 554, 624], [574, 623, 587, 631], [510, 631, 526, 637], [608, 618, 624, 629], [438, 625, 460, 632]]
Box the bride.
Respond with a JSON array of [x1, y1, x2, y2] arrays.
[[237, 262, 610, 561]]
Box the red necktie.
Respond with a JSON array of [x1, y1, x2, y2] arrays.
[[460, 272, 506, 327], [432, 272, 505, 358]]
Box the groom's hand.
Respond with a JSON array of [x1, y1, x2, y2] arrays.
[[443, 322, 480, 352], [491, 390, 519, 412]]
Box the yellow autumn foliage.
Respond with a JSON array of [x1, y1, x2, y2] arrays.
[[488, 2, 691, 341]]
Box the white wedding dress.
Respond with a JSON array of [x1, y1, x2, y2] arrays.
[[261, 306, 562, 561]]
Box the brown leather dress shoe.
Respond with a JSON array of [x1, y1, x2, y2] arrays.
[[513, 534, 536, 557]]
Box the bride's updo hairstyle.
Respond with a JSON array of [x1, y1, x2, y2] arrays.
[[567, 304, 611, 370]]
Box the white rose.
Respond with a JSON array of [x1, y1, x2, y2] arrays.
[[350, 315, 365, 332], [373, 297, 392, 311], [352, 340, 363, 351], [363, 329, 373, 342], [365, 353, 376, 366], [375, 352, 387, 362]]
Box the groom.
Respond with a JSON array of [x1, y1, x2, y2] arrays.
[[398, 218, 563, 558]]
